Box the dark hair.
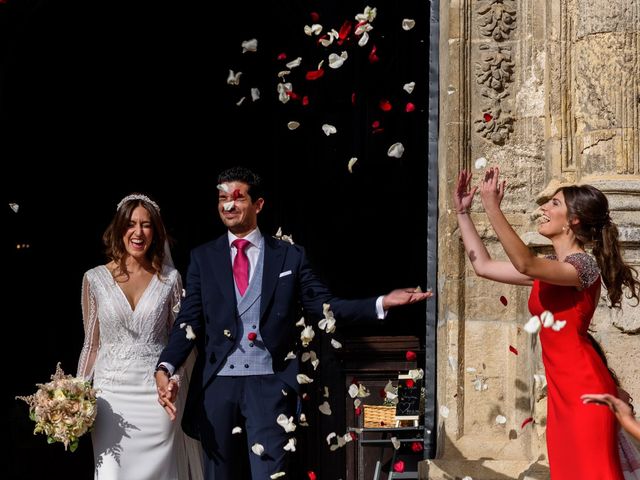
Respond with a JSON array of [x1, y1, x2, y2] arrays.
[[560, 184, 639, 308], [102, 194, 166, 280], [217, 166, 264, 203], [587, 332, 620, 387]]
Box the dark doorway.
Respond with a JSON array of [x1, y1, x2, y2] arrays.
[[1, 1, 434, 478]]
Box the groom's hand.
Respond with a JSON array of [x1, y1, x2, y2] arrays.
[[382, 287, 433, 309]]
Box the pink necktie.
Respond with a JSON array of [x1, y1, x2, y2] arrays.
[[232, 239, 250, 295]]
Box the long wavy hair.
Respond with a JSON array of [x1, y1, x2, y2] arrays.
[[102, 195, 166, 280], [559, 185, 639, 308]]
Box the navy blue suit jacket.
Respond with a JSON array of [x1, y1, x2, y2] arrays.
[[159, 233, 378, 439]]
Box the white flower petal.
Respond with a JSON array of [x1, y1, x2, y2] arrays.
[[9, 203, 19, 213], [540, 310, 555, 328], [223, 329, 232, 337], [251, 443, 264, 456], [408, 368, 424, 380], [524, 315, 541, 334], [295, 317, 306, 327], [185, 325, 196, 340], [283, 437, 296, 452], [301, 325, 315, 346], [551, 320, 567, 331], [440, 405, 450, 418], [496, 414, 507, 425], [402, 19, 416, 31], [403, 81, 416, 94], [236, 96, 246, 106], [232, 426, 243, 434], [172, 302, 181, 313], [296, 374, 314, 384], [475, 157, 488, 170], [251, 88, 260, 101], [271, 472, 286, 479], [391, 437, 401, 450], [281, 389, 288, 396], [284, 351, 297, 360], [323, 386, 330, 398], [216, 183, 230, 193], [226, 70, 242, 86], [311, 359, 320, 370], [285, 57, 302, 69], [328, 52, 348, 69], [348, 157, 358, 173], [277, 70, 291, 78], [354, 398, 361, 408], [223, 200, 235, 211], [387, 142, 405, 158], [318, 401, 332, 416], [326, 432, 337, 445], [276, 414, 297, 432], [287, 121, 300, 130], [358, 31, 370, 47], [330, 339, 342, 349], [322, 124, 337, 136], [241, 38, 258, 53], [348, 384, 359, 399]]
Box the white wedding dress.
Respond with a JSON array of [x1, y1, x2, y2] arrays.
[[77, 264, 203, 480]]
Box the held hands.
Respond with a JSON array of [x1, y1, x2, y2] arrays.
[[479, 166, 506, 213], [155, 371, 179, 420], [454, 170, 478, 214], [382, 288, 433, 310]]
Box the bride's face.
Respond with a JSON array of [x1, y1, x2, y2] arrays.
[[123, 206, 154, 260]]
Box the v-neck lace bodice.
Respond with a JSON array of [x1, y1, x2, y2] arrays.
[[77, 264, 182, 388]]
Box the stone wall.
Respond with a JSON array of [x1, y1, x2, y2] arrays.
[[423, 0, 639, 478]]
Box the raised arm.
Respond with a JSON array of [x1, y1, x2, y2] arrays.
[[76, 273, 100, 380], [479, 167, 582, 287], [453, 170, 532, 286]]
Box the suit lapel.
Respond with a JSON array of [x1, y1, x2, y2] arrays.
[[209, 235, 235, 304], [260, 235, 286, 318]]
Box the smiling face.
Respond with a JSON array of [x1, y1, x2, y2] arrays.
[[123, 206, 154, 261], [537, 191, 570, 238], [217, 181, 264, 236]]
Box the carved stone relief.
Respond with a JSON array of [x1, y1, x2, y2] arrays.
[[474, 0, 517, 144]]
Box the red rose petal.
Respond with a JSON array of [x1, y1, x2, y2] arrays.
[[277, 52, 287, 61], [310, 12, 320, 22], [405, 102, 416, 113], [307, 471, 317, 480], [405, 379, 415, 388], [521, 417, 534, 429], [372, 120, 380, 129], [350, 377, 359, 384], [349, 431, 357, 441], [354, 407, 362, 415], [232, 189, 241, 200], [379, 388, 386, 398], [509, 345, 518, 355], [406, 350, 417, 361], [500, 295, 508, 306], [351, 92, 356, 105], [247, 332, 257, 341], [368, 45, 379, 63], [483, 112, 493, 122], [306, 69, 325, 81], [393, 460, 405, 473], [411, 441, 424, 452], [379, 99, 392, 111], [338, 20, 352, 41], [301, 96, 310, 106]]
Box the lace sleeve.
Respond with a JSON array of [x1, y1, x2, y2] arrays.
[[76, 272, 100, 380], [564, 252, 600, 290], [168, 272, 186, 383]]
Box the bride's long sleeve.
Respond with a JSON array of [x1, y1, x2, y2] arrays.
[[77, 273, 100, 380]]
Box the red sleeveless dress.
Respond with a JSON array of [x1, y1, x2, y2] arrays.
[[528, 253, 623, 480]]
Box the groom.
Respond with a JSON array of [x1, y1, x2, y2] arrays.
[[155, 166, 431, 479]]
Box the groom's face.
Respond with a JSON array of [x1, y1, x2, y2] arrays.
[[217, 181, 264, 235]]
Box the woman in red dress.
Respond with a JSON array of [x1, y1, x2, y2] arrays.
[[453, 167, 639, 479]]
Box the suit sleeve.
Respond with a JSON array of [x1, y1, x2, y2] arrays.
[[296, 247, 379, 325]]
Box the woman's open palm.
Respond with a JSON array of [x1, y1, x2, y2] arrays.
[[454, 170, 477, 213]]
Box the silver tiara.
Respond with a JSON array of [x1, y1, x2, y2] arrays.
[[116, 194, 160, 212]]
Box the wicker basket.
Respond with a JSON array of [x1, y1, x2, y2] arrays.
[[363, 405, 396, 428]]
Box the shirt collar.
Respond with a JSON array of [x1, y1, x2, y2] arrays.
[[228, 227, 263, 249]]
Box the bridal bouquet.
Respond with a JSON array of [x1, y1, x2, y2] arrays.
[[16, 363, 97, 451]]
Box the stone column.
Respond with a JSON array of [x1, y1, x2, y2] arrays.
[[423, 1, 639, 479]]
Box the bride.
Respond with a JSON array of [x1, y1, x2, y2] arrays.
[[76, 193, 203, 480]]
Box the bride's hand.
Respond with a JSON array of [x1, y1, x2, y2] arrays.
[[479, 166, 506, 212], [454, 170, 478, 214]]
